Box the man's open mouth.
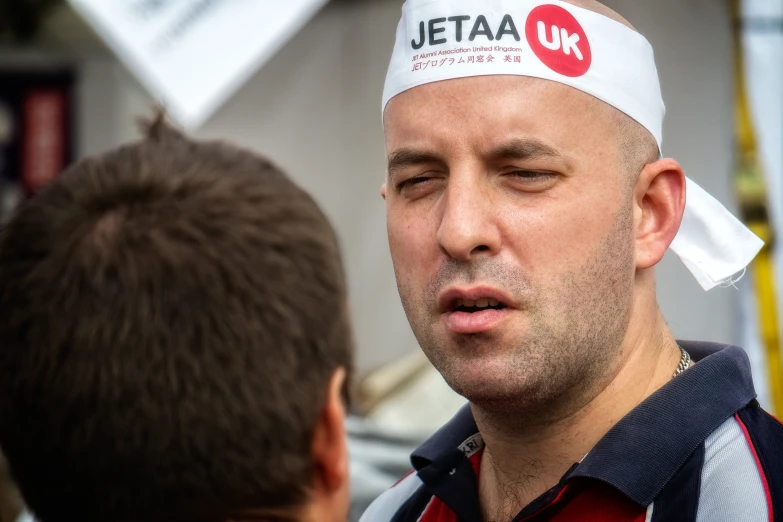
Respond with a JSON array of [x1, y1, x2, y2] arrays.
[[452, 298, 508, 313], [440, 290, 513, 333]]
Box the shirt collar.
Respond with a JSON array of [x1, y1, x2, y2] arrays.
[[410, 342, 757, 505], [572, 341, 756, 505], [411, 402, 478, 470]]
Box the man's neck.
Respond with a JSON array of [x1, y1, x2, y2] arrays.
[[475, 307, 682, 522]]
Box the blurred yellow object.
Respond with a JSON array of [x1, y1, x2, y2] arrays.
[[731, 0, 783, 416], [748, 224, 783, 417]]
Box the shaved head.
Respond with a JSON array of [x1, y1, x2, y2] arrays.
[[563, 0, 636, 29]]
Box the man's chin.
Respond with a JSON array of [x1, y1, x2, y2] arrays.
[[441, 366, 546, 407]]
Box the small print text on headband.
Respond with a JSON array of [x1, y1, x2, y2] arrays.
[[408, 5, 592, 77]]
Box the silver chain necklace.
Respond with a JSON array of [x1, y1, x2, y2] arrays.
[[673, 345, 691, 377]]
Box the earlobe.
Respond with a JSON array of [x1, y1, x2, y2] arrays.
[[634, 158, 686, 270]]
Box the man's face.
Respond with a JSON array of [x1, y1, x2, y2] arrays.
[[384, 76, 638, 410]]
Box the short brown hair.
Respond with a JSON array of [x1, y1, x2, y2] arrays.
[[0, 116, 353, 522]]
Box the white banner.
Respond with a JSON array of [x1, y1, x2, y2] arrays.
[[68, 0, 329, 128]]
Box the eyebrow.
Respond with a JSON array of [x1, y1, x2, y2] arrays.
[[486, 138, 564, 162], [386, 148, 446, 179], [386, 138, 568, 180]]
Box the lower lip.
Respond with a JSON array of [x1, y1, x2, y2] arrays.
[[444, 308, 512, 334]]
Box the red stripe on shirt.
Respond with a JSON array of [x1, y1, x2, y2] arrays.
[[546, 481, 648, 522], [736, 413, 774, 522], [419, 497, 459, 522]]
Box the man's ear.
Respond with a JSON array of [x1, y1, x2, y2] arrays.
[[381, 183, 387, 200], [311, 367, 348, 494], [633, 158, 686, 270]]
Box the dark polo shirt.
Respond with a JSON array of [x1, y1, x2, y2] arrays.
[[360, 341, 783, 521]]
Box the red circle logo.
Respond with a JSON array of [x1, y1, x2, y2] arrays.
[[525, 5, 592, 77]]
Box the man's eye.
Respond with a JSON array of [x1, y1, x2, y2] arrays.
[[506, 170, 555, 180], [397, 176, 434, 191]]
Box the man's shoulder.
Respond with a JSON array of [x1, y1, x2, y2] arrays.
[[358, 471, 428, 522], [696, 403, 783, 521]]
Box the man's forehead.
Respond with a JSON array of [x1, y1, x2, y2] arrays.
[[383, 75, 613, 145]]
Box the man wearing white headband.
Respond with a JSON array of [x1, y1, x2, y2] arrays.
[[362, 1, 783, 521]]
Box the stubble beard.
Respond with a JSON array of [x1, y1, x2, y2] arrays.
[[395, 203, 636, 420]]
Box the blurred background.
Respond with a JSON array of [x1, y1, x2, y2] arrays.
[[0, 0, 780, 521]]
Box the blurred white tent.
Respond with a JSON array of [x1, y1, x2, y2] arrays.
[[67, 0, 330, 129]]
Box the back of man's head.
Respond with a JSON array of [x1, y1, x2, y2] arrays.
[[0, 116, 353, 522]]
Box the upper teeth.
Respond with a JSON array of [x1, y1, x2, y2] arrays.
[[456, 298, 500, 308]]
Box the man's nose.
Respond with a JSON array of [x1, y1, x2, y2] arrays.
[[436, 174, 501, 262]]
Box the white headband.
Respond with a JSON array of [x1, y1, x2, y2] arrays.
[[383, 0, 763, 290]]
